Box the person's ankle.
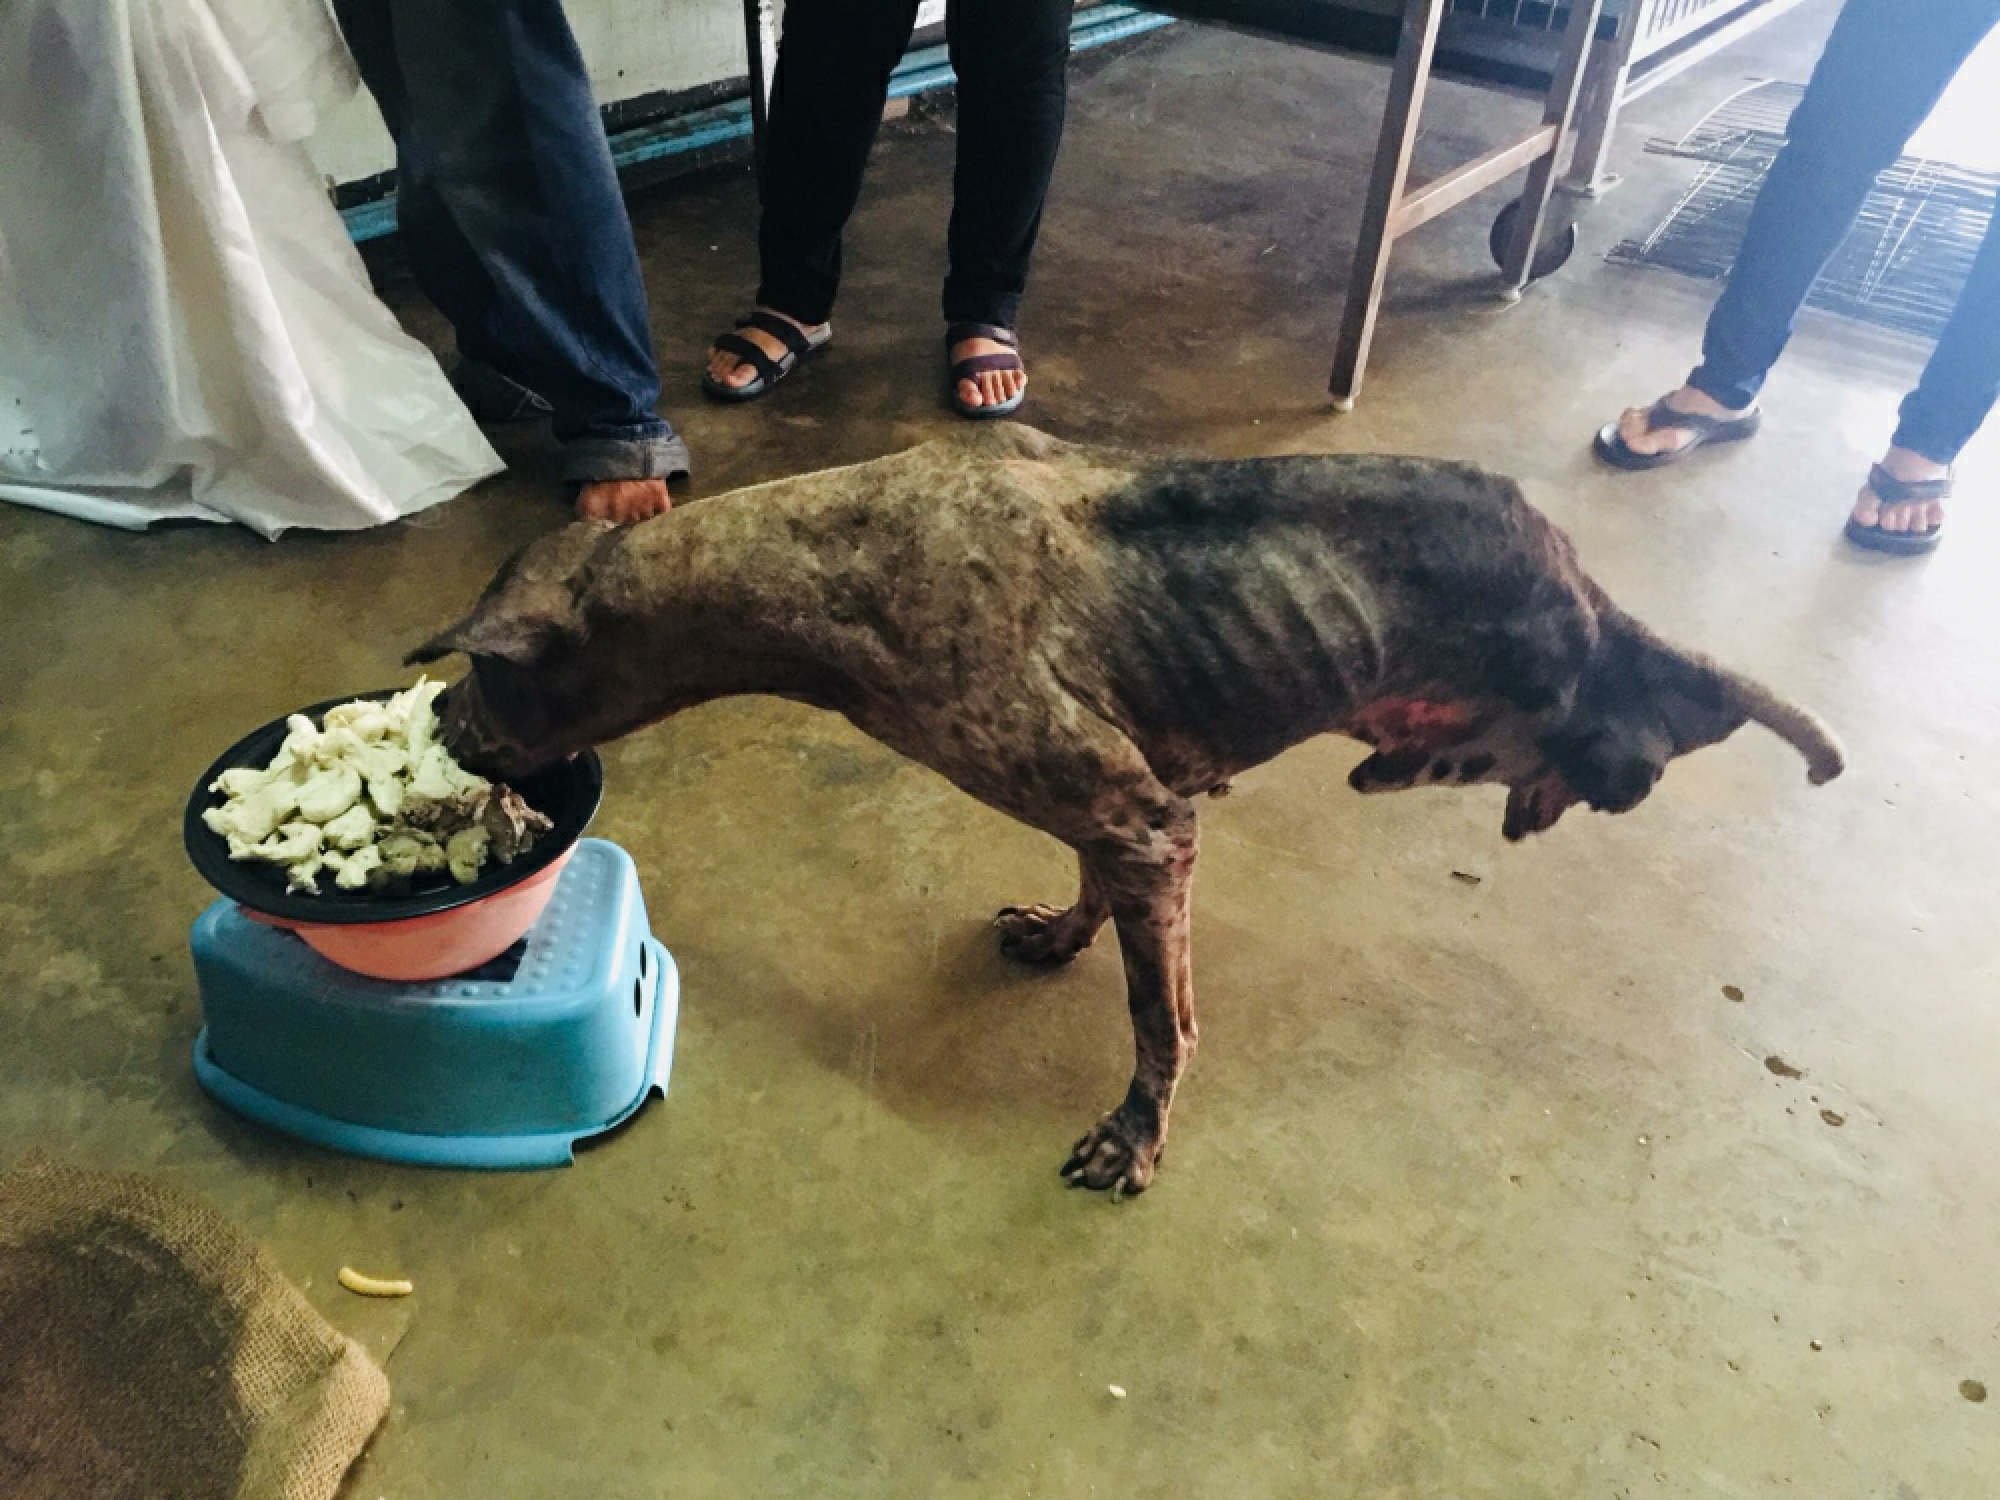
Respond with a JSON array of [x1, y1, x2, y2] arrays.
[[1882, 445, 1949, 483], [759, 306, 823, 335], [1668, 385, 1747, 419]]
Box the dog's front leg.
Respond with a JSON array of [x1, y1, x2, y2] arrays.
[[994, 855, 1109, 965], [1061, 814, 1198, 1198]]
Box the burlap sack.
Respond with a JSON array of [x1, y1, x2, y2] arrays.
[[0, 1153, 389, 1500]]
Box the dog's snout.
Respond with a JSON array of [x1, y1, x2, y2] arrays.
[[431, 679, 509, 774]]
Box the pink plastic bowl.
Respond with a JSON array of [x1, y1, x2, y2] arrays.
[[241, 847, 576, 982]]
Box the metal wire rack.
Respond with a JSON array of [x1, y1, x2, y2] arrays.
[[1610, 80, 1998, 341], [1448, 1, 1609, 32]]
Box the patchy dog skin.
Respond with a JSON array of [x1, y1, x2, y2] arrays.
[[411, 425, 1843, 1197]]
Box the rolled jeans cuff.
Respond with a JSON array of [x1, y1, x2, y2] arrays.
[[1686, 365, 1763, 414], [558, 426, 692, 484]]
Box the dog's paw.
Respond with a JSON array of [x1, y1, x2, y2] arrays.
[[994, 903, 1097, 966], [1061, 1107, 1164, 1199]]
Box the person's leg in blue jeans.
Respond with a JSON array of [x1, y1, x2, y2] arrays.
[[705, 0, 1074, 412], [332, 0, 687, 523], [1891, 213, 2000, 466], [1603, 0, 2000, 543]]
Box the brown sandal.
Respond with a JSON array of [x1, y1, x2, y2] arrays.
[[1594, 399, 1763, 471], [1845, 464, 1947, 555], [703, 311, 831, 403], [946, 323, 1026, 420]]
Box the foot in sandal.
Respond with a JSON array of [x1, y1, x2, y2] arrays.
[[949, 325, 1027, 417], [704, 308, 830, 401], [1594, 385, 1762, 470], [1845, 447, 1949, 555]]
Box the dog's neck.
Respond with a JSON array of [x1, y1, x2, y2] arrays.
[[592, 508, 879, 717]]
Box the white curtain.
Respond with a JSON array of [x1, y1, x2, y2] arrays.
[[0, 0, 503, 538]]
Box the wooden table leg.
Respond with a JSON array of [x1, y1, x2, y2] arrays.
[[1328, 0, 1448, 410], [1564, 19, 1634, 197], [1498, 0, 1606, 291]]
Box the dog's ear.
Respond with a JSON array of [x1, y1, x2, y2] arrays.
[[405, 601, 561, 667], [405, 521, 618, 667], [1613, 614, 1845, 785]]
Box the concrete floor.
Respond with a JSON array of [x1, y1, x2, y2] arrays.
[[6, 3, 1999, 1494]]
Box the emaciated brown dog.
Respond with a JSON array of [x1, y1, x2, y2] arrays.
[[413, 427, 1843, 1197]]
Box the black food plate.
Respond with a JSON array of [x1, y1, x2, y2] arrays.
[[184, 690, 602, 926]]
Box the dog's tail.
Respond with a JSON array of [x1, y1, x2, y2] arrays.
[[1715, 667, 1846, 785]]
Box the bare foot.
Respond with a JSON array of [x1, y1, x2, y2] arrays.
[[576, 478, 671, 524], [1614, 385, 1751, 458], [706, 308, 825, 391], [1851, 446, 1948, 535], [952, 335, 1026, 412]]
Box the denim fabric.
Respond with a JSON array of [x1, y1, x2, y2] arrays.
[[1688, 0, 2000, 463], [333, 0, 688, 480]]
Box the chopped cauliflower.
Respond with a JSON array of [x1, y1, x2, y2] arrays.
[[215, 767, 272, 798], [322, 699, 395, 739], [203, 678, 552, 895], [322, 802, 378, 852], [205, 778, 298, 845], [409, 742, 486, 804], [378, 831, 446, 880], [352, 742, 410, 818], [231, 821, 327, 892], [445, 826, 490, 885], [264, 821, 325, 864], [326, 844, 384, 890], [294, 763, 363, 824]]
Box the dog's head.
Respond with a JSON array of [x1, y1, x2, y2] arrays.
[[1511, 612, 1843, 838], [1349, 611, 1844, 840], [405, 521, 642, 778]]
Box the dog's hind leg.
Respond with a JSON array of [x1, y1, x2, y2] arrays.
[[994, 855, 1108, 965], [867, 698, 1201, 1194]]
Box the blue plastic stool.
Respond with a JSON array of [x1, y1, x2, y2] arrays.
[[190, 838, 676, 1170]]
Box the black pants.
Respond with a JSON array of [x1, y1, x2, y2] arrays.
[[756, 0, 1076, 330]]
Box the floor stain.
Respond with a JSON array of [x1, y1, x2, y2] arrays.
[[1765, 1055, 1807, 1079], [1820, 1109, 1846, 1128], [1962, 1380, 1988, 1404], [1722, 984, 1745, 1002]]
